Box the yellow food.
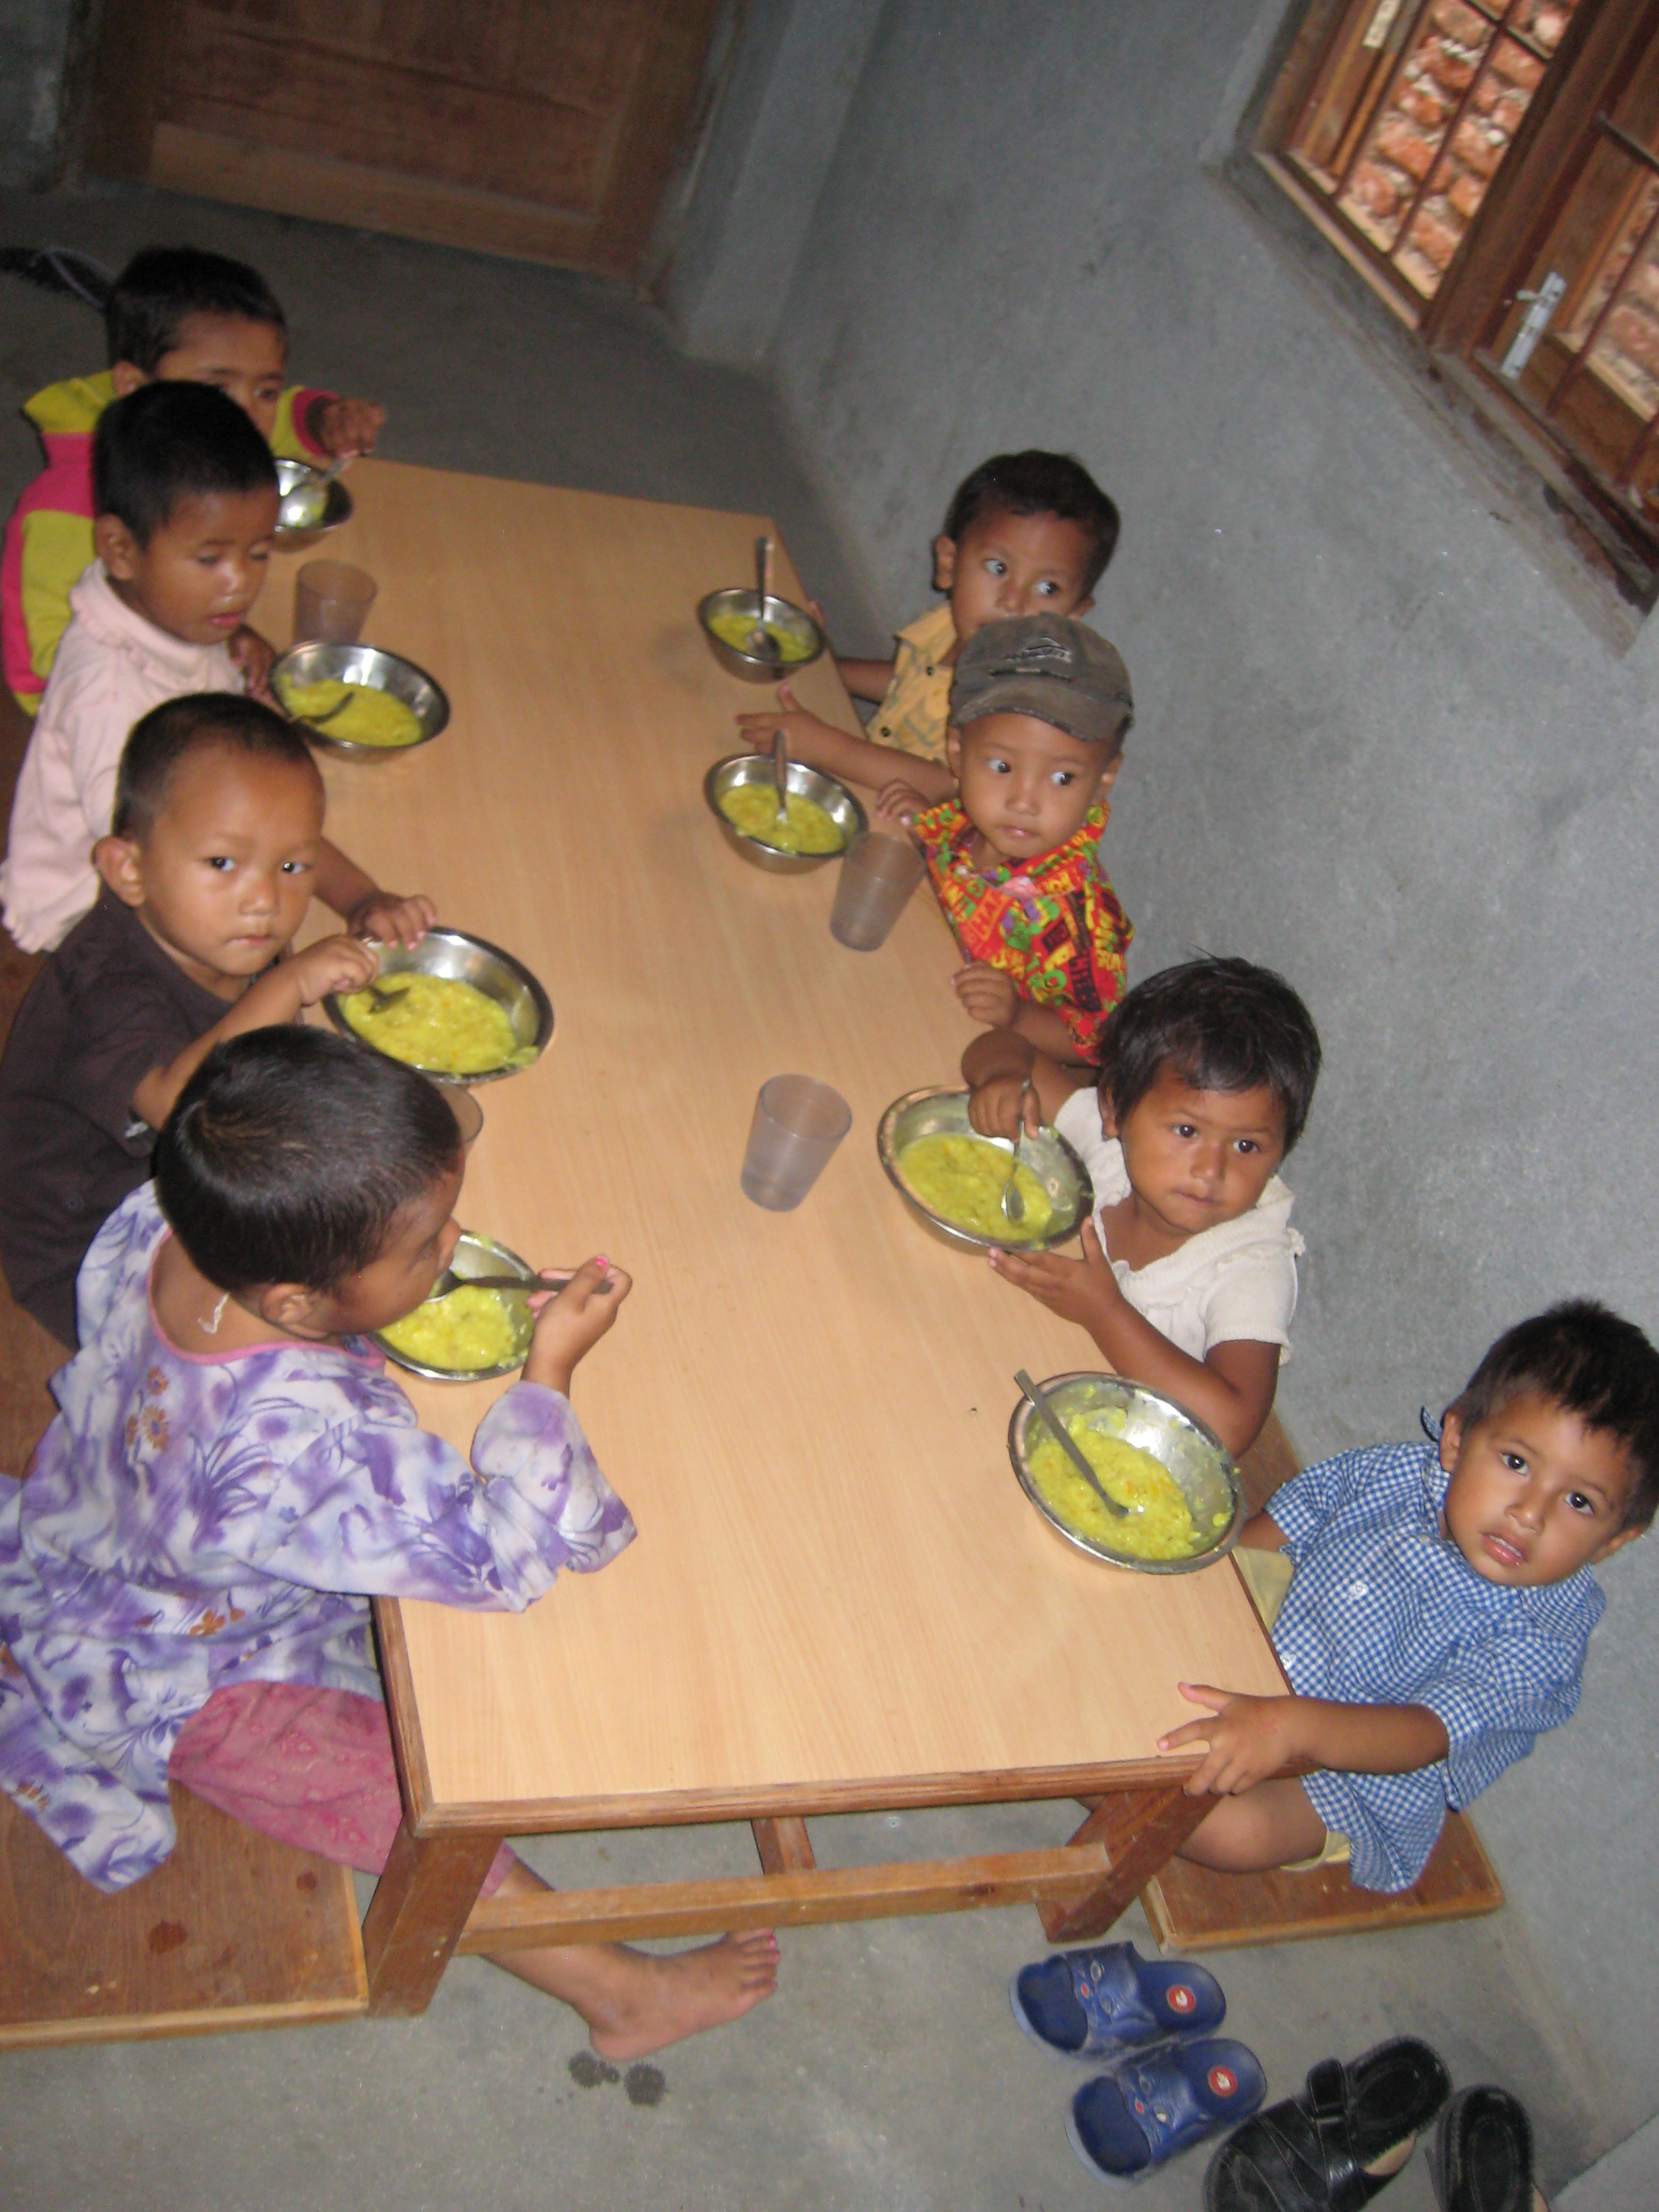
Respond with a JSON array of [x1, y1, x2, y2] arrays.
[[898, 1131, 1056, 1242], [381, 1284, 528, 1372], [719, 783, 845, 855], [1027, 1415, 1208, 1559], [339, 974, 534, 1076], [279, 677, 424, 749], [706, 608, 817, 663]]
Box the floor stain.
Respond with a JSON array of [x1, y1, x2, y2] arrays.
[[567, 2052, 620, 2090], [145, 1920, 187, 1956], [624, 2063, 665, 2108]]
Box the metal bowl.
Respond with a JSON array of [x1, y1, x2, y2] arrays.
[[696, 588, 824, 682], [703, 753, 867, 874], [271, 642, 449, 760], [373, 1230, 535, 1382], [274, 457, 354, 548], [876, 1086, 1092, 1253], [325, 926, 553, 1084], [1008, 1372, 1246, 1575]]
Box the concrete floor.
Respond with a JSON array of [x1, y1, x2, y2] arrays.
[[0, 182, 1614, 2210]]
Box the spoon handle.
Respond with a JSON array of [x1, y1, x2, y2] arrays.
[[431, 1270, 572, 1297], [1015, 1369, 1128, 1517]]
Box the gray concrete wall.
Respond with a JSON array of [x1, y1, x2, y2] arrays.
[[0, 0, 86, 189], [663, 0, 886, 364], [673, 0, 1659, 2141]]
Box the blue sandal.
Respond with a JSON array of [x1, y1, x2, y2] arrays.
[[1011, 1941, 1227, 2058], [1069, 2038, 1267, 2184]]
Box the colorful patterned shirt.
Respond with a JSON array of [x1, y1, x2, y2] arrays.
[[910, 798, 1131, 1061], [1269, 1441, 1604, 1892], [868, 604, 957, 764], [0, 1184, 634, 1892]]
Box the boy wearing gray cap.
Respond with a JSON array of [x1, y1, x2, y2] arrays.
[[891, 613, 1133, 1067]]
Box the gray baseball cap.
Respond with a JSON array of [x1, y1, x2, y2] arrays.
[[950, 616, 1133, 748]]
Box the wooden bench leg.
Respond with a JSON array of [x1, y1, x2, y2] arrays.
[[362, 1820, 500, 2017], [1037, 1782, 1212, 1944]]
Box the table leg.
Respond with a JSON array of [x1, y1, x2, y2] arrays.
[[751, 1816, 815, 1874], [362, 1820, 500, 2017], [1036, 1783, 1212, 1945]]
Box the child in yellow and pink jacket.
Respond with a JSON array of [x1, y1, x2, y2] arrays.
[[3, 245, 385, 715]]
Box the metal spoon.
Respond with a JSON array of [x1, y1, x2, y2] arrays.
[[745, 533, 781, 664], [428, 1268, 573, 1300], [1015, 1369, 1129, 1518], [773, 725, 790, 826], [1000, 1081, 1033, 1224]]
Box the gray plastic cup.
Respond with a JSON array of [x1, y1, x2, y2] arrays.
[[829, 830, 927, 950], [740, 1074, 852, 1210], [294, 559, 378, 644]]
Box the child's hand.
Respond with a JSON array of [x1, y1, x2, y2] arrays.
[[1159, 1683, 1305, 1797], [281, 932, 382, 1009], [229, 624, 277, 701], [967, 1074, 1041, 1143], [313, 396, 385, 457], [524, 1256, 632, 1395], [347, 891, 437, 948], [989, 1213, 1121, 1322], [733, 684, 838, 761], [953, 962, 1020, 1028], [875, 778, 930, 830]]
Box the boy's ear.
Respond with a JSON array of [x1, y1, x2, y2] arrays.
[[94, 834, 146, 910], [255, 1282, 325, 1335], [1438, 1411, 1463, 1475], [109, 361, 150, 399], [1072, 592, 1096, 619], [932, 534, 958, 593], [945, 723, 963, 778], [94, 513, 141, 581], [1592, 1521, 1645, 1567], [1094, 750, 1124, 803]]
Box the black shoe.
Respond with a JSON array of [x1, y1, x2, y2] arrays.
[[1431, 2086, 1535, 2212]]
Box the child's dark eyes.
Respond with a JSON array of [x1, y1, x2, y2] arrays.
[[1050, 770, 1076, 788], [1172, 1122, 1197, 1139], [1501, 1451, 1527, 1473], [207, 855, 234, 873], [983, 558, 1007, 577], [986, 757, 1012, 775], [1234, 1138, 1259, 1155], [281, 859, 310, 876], [1566, 1491, 1597, 1516]]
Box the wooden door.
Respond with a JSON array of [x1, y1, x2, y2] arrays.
[[86, 0, 724, 278]]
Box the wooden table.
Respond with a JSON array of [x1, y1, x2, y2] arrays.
[[274, 461, 1287, 2014]]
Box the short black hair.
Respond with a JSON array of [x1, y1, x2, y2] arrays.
[[1097, 956, 1322, 1154], [942, 452, 1120, 593], [154, 1028, 463, 1298], [94, 380, 278, 547], [107, 246, 287, 374], [1449, 1301, 1659, 1533], [112, 692, 320, 842]]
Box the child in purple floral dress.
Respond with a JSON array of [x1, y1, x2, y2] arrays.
[[0, 1026, 778, 2059]]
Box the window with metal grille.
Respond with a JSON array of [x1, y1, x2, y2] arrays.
[[1247, 0, 1659, 621]]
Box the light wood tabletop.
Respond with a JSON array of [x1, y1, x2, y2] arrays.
[[268, 460, 1286, 1997]]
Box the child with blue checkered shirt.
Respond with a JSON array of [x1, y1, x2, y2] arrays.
[[1161, 1303, 1659, 1892]]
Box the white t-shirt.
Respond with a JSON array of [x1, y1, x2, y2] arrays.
[[1053, 1087, 1304, 1364]]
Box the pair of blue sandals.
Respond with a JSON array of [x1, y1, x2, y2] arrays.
[[1011, 1940, 1262, 2183]]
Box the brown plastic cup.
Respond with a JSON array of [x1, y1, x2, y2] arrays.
[[294, 559, 377, 644], [829, 830, 927, 950], [740, 1074, 852, 1210]]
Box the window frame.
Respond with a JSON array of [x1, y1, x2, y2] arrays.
[[1226, 0, 1659, 640]]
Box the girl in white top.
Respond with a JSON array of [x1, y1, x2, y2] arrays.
[[962, 956, 1321, 1457]]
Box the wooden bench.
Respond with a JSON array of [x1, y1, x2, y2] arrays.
[[0, 1781, 366, 2049], [1136, 1413, 1505, 1953]]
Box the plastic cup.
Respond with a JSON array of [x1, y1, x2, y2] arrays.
[[444, 1085, 484, 1153], [740, 1074, 852, 1210], [829, 830, 927, 950], [294, 559, 377, 644]]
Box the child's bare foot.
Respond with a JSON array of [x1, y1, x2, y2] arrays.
[[585, 1933, 779, 2061]]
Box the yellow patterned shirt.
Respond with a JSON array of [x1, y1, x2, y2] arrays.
[[866, 603, 958, 764]]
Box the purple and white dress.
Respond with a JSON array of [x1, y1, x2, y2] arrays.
[[0, 1184, 634, 1892]]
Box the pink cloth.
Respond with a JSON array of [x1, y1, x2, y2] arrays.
[[168, 1678, 518, 1894], [0, 562, 242, 953]]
